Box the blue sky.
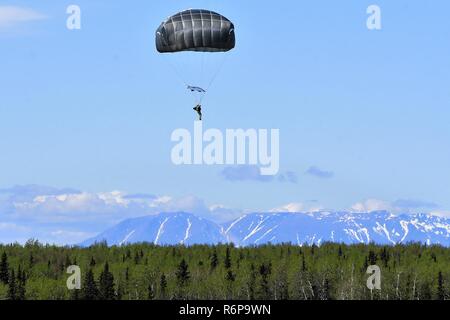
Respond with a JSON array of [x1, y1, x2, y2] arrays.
[[1, 1, 450, 244]]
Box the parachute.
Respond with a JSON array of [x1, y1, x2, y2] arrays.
[[156, 9, 235, 104], [156, 9, 235, 53]]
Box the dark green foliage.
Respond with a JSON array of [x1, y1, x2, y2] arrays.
[[437, 271, 446, 300], [380, 247, 389, 268], [7, 269, 16, 300], [159, 273, 167, 299], [0, 242, 449, 300], [98, 262, 115, 300], [176, 259, 190, 287], [368, 250, 377, 265], [258, 262, 272, 299], [210, 249, 218, 270], [247, 264, 257, 300], [16, 265, 26, 300], [225, 269, 235, 282], [224, 247, 232, 269], [28, 253, 35, 269], [0, 252, 9, 284], [82, 269, 99, 300], [301, 253, 307, 272]]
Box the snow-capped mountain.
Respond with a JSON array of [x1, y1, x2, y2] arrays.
[[80, 212, 227, 246], [224, 211, 450, 246], [81, 211, 450, 247]]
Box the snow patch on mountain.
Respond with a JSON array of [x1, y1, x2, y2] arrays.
[[81, 211, 450, 247]]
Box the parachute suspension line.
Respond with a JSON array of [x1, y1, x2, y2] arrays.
[[164, 56, 204, 105], [207, 54, 228, 91], [200, 52, 205, 88], [197, 52, 206, 105], [199, 54, 229, 104], [162, 55, 188, 88]]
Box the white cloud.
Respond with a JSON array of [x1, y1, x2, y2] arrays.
[[0, 186, 243, 244], [429, 211, 450, 218], [7, 188, 238, 223], [350, 198, 443, 216], [270, 202, 326, 213], [0, 6, 46, 28], [271, 202, 304, 213], [350, 199, 392, 213]]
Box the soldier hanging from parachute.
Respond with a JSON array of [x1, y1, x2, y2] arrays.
[[156, 9, 236, 120]]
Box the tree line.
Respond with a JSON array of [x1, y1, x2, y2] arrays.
[[0, 240, 449, 300]]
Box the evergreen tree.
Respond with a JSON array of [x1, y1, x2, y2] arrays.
[[64, 255, 72, 268], [7, 269, 16, 300], [160, 273, 167, 299], [258, 263, 272, 299], [175, 259, 190, 299], [301, 254, 307, 272], [29, 253, 35, 269], [225, 269, 236, 299], [368, 250, 377, 265], [0, 252, 9, 284], [176, 259, 190, 287], [16, 265, 26, 300], [247, 264, 257, 300], [82, 269, 99, 300], [363, 256, 369, 271], [98, 262, 115, 300], [210, 249, 218, 270], [89, 256, 96, 267], [224, 247, 232, 269], [437, 271, 446, 300], [380, 247, 389, 268], [134, 251, 140, 265], [125, 267, 130, 282]]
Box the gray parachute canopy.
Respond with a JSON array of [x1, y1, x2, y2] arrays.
[[156, 9, 235, 53]]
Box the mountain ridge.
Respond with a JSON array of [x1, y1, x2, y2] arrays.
[[80, 210, 450, 247]]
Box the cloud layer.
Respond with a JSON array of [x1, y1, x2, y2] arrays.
[[1, 184, 447, 245], [351, 198, 441, 214], [0, 185, 241, 245], [0, 6, 46, 28]]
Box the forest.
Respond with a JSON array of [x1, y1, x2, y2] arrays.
[[0, 241, 449, 300]]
